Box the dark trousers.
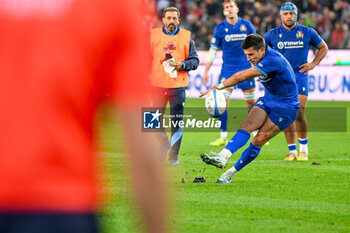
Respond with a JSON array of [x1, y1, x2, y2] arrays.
[[152, 86, 186, 161], [0, 213, 98, 233]]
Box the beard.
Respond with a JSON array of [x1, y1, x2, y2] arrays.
[[167, 23, 176, 32], [283, 20, 296, 28]]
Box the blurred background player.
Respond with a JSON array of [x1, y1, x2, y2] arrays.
[[202, 0, 256, 147], [200, 34, 299, 183], [151, 7, 199, 165], [264, 2, 328, 161], [0, 1, 166, 233]]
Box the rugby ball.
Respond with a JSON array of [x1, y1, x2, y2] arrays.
[[205, 89, 227, 118]]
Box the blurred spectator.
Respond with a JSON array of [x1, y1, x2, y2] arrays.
[[322, 21, 333, 45], [252, 15, 261, 32], [157, 0, 170, 13], [175, 0, 188, 20], [195, 25, 211, 50], [341, 1, 350, 22], [206, 0, 220, 18], [189, 2, 203, 18], [331, 21, 346, 48]]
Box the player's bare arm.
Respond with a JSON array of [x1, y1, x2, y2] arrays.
[[202, 46, 218, 86], [299, 41, 328, 74], [200, 67, 261, 97], [223, 67, 262, 88], [202, 62, 213, 87]]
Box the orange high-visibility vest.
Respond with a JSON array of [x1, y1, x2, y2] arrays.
[[151, 27, 190, 88]]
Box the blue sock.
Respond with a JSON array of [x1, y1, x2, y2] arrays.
[[298, 138, 308, 145], [224, 129, 250, 154], [219, 110, 228, 132], [234, 143, 261, 171], [288, 144, 297, 151]]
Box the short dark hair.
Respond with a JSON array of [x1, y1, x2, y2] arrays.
[[222, 0, 237, 7], [241, 34, 266, 51], [162, 7, 180, 18]]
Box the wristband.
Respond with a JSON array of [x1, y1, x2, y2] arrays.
[[216, 83, 225, 90]]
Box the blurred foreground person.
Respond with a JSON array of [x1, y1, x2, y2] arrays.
[[0, 1, 166, 233]]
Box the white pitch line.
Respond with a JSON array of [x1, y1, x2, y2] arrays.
[[254, 158, 350, 162], [102, 158, 350, 166]]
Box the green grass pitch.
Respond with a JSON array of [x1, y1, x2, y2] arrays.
[[100, 98, 350, 233]]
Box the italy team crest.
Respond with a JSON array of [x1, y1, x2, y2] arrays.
[[296, 31, 304, 38], [240, 25, 247, 32], [256, 100, 264, 105]]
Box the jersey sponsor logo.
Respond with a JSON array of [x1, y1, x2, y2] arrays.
[[296, 31, 304, 38], [224, 33, 247, 42], [211, 37, 216, 43], [277, 40, 304, 49], [277, 42, 284, 49], [240, 25, 247, 32], [163, 41, 176, 52]]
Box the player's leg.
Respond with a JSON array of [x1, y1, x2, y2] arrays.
[[201, 99, 268, 169], [283, 123, 297, 160], [239, 80, 259, 137], [209, 87, 232, 146], [283, 73, 309, 161], [242, 88, 256, 110], [216, 103, 299, 183], [151, 86, 170, 160], [283, 72, 309, 161], [168, 87, 186, 165], [296, 94, 308, 161], [216, 117, 280, 183]]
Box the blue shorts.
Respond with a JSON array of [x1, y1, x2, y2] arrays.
[[219, 66, 256, 90], [295, 72, 308, 96], [254, 97, 299, 131]]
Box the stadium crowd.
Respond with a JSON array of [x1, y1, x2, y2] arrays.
[[155, 0, 350, 50]]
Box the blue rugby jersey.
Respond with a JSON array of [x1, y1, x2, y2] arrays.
[[264, 23, 323, 74], [211, 18, 256, 69], [254, 47, 299, 106]]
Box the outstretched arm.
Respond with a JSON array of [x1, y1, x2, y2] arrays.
[[200, 67, 262, 97]]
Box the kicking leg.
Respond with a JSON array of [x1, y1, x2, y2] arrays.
[[216, 117, 281, 183], [201, 106, 267, 169]]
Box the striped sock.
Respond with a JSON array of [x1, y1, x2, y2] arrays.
[[288, 144, 297, 154], [298, 138, 308, 153]]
